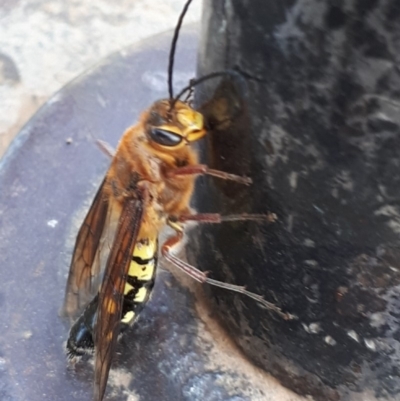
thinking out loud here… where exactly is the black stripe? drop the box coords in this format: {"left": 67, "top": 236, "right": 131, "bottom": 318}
{"left": 121, "top": 300, "right": 146, "bottom": 319}
{"left": 126, "top": 275, "right": 153, "bottom": 287}
{"left": 131, "top": 256, "right": 154, "bottom": 265}
{"left": 123, "top": 279, "right": 155, "bottom": 306}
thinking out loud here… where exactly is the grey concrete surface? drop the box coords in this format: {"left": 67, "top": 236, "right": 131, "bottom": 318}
{"left": 0, "top": 0, "right": 201, "bottom": 157}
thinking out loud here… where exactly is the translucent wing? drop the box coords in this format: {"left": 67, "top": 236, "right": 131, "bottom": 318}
{"left": 63, "top": 179, "right": 110, "bottom": 318}
{"left": 93, "top": 194, "right": 145, "bottom": 401}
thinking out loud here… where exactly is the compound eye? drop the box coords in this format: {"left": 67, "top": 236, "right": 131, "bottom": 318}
{"left": 149, "top": 128, "right": 183, "bottom": 147}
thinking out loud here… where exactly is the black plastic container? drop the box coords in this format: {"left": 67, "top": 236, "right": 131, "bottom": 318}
{"left": 193, "top": 1, "right": 400, "bottom": 400}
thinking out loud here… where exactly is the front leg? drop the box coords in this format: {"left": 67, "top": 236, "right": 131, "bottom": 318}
{"left": 167, "top": 164, "right": 252, "bottom": 185}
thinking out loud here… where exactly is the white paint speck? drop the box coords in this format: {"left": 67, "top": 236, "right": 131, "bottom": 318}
{"left": 364, "top": 338, "right": 377, "bottom": 351}
{"left": 375, "top": 112, "right": 392, "bottom": 122}
{"left": 304, "top": 260, "right": 318, "bottom": 268}
{"left": 303, "top": 322, "right": 321, "bottom": 334}
{"left": 287, "top": 214, "right": 294, "bottom": 233}
{"left": 289, "top": 171, "right": 298, "bottom": 190}
{"left": 303, "top": 239, "right": 315, "bottom": 247}
{"left": 312, "top": 204, "right": 324, "bottom": 214}
{"left": 309, "top": 323, "right": 321, "bottom": 334}
{"left": 218, "top": 19, "right": 227, "bottom": 34}
{"left": 374, "top": 205, "right": 399, "bottom": 217}
{"left": 47, "top": 219, "right": 58, "bottom": 228}
{"left": 334, "top": 170, "right": 354, "bottom": 191}
{"left": 374, "top": 205, "right": 400, "bottom": 233}
{"left": 21, "top": 330, "right": 33, "bottom": 339}
{"left": 369, "top": 312, "right": 386, "bottom": 328}
{"left": 347, "top": 330, "right": 359, "bottom": 343}
{"left": 324, "top": 336, "right": 336, "bottom": 346}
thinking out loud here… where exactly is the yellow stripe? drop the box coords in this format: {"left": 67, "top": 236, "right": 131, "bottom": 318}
{"left": 123, "top": 282, "right": 134, "bottom": 295}
{"left": 121, "top": 235, "right": 157, "bottom": 321}
{"left": 123, "top": 237, "right": 156, "bottom": 296}
{"left": 123, "top": 258, "right": 155, "bottom": 295}
{"left": 121, "top": 311, "right": 135, "bottom": 324}
{"left": 134, "top": 238, "right": 157, "bottom": 260}
{"left": 134, "top": 287, "right": 148, "bottom": 303}
{"left": 127, "top": 258, "right": 156, "bottom": 280}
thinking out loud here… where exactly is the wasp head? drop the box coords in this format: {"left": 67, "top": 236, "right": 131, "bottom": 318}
{"left": 145, "top": 100, "right": 206, "bottom": 152}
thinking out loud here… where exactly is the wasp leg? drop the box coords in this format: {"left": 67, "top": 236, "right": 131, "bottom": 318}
{"left": 167, "top": 164, "right": 252, "bottom": 185}
{"left": 177, "top": 212, "right": 277, "bottom": 224}
{"left": 161, "top": 229, "right": 295, "bottom": 320}
{"left": 96, "top": 139, "right": 115, "bottom": 158}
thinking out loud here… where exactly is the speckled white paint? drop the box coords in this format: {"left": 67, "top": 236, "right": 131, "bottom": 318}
{"left": 374, "top": 205, "right": 400, "bottom": 234}
{"left": 274, "top": 0, "right": 327, "bottom": 53}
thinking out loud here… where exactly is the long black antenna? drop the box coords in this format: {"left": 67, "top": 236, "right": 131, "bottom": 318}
{"left": 168, "top": 0, "right": 193, "bottom": 99}
{"left": 172, "top": 70, "right": 248, "bottom": 106}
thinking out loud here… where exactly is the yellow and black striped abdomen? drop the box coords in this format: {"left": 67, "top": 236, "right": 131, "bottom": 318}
{"left": 66, "top": 235, "right": 158, "bottom": 358}
{"left": 121, "top": 236, "right": 158, "bottom": 325}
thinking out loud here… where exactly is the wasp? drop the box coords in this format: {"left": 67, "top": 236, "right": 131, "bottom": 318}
{"left": 62, "top": 1, "right": 293, "bottom": 400}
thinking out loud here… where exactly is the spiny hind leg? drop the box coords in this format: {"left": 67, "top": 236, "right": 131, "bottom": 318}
{"left": 175, "top": 212, "right": 277, "bottom": 224}
{"left": 161, "top": 226, "right": 295, "bottom": 320}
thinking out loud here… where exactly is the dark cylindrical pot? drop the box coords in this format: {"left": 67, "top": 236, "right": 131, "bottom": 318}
{"left": 192, "top": 1, "right": 400, "bottom": 400}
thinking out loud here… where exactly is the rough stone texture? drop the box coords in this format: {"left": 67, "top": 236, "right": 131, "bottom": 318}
{"left": 193, "top": 0, "right": 400, "bottom": 400}
{"left": 0, "top": 0, "right": 201, "bottom": 157}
